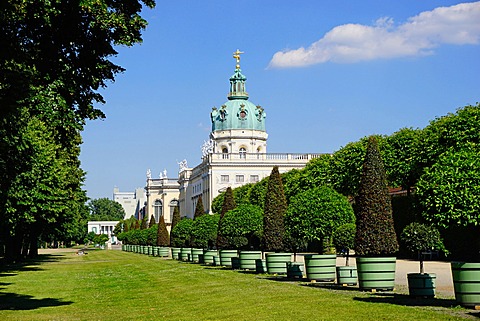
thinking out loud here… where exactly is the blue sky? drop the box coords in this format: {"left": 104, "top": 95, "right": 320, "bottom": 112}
{"left": 80, "top": 0, "right": 480, "bottom": 200}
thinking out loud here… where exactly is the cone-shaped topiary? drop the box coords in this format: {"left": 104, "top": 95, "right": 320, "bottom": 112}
{"left": 149, "top": 215, "right": 156, "bottom": 228}
{"left": 217, "top": 187, "right": 236, "bottom": 249}
{"left": 194, "top": 195, "right": 205, "bottom": 219}
{"left": 170, "top": 206, "right": 180, "bottom": 246}
{"left": 263, "top": 166, "right": 287, "bottom": 252}
{"left": 355, "top": 136, "right": 399, "bottom": 256}
{"left": 156, "top": 215, "right": 169, "bottom": 246}
{"left": 141, "top": 216, "right": 148, "bottom": 230}
{"left": 221, "top": 187, "right": 236, "bottom": 217}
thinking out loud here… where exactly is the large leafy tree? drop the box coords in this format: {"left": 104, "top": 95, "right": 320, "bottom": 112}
{"left": 0, "top": 0, "right": 155, "bottom": 120}
{"left": 415, "top": 103, "right": 480, "bottom": 261}
{"left": 283, "top": 155, "right": 332, "bottom": 202}
{"left": 354, "top": 136, "right": 399, "bottom": 256}
{"left": 0, "top": 0, "right": 155, "bottom": 261}
{"left": 88, "top": 198, "right": 126, "bottom": 221}
{"left": 382, "top": 128, "right": 422, "bottom": 195}
{"left": 417, "top": 145, "right": 480, "bottom": 229}
{"left": 262, "top": 166, "right": 287, "bottom": 252}
{"left": 330, "top": 140, "right": 366, "bottom": 197}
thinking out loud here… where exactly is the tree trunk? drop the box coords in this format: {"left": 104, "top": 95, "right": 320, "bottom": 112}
{"left": 28, "top": 229, "right": 39, "bottom": 258}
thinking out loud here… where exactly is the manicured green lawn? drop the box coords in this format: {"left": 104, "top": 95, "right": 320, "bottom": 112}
{"left": 0, "top": 249, "right": 475, "bottom": 320}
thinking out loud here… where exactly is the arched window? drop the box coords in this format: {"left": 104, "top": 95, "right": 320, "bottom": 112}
{"left": 222, "top": 147, "right": 229, "bottom": 159}
{"left": 154, "top": 200, "right": 163, "bottom": 223}
{"left": 169, "top": 199, "right": 178, "bottom": 222}
{"left": 239, "top": 147, "right": 247, "bottom": 159}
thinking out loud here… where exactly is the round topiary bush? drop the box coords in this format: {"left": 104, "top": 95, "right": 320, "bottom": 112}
{"left": 191, "top": 214, "right": 220, "bottom": 249}
{"left": 170, "top": 218, "right": 193, "bottom": 248}
{"left": 285, "top": 186, "right": 355, "bottom": 253}
{"left": 219, "top": 204, "right": 263, "bottom": 250}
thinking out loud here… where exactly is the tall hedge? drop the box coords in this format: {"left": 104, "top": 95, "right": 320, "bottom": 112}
{"left": 170, "top": 206, "right": 180, "bottom": 246}
{"left": 354, "top": 136, "right": 399, "bottom": 256}
{"left": 156, "top": 215, "right": 169, "bottom": 246}
{"left": 263, "top": 166, "right": 287, "bottom": 251}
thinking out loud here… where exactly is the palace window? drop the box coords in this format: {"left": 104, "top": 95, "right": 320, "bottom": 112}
{"left": 221, "top": 175, "right": 229, "bottom": 183}
{"left": 250, "top": 175, "right": 259, "bottom": 183}
{"left": 169, "top": 200, "right": 178, "bottom": 223}
{"left": 236, "top": 175, "right": 244, "bottom": 183}
{"left": 222, "top": 147, "right": 229, "bottom": 159}
{"left": 154, "top": 199, "right": 163, "bottom": 222}
{"left": 239, "top": 147, "right": 247, "bottom": 159}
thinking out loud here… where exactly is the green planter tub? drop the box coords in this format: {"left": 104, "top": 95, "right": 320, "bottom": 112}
{"left": 266, "top": 253, "right": 292, "bottom": 275}
{"left": 158, "top": 247, "right": 170, "bottom": 257}
{"left": 152, "top": 246, "right": 159, "bottom": 256}
{"left": 191, "top": 248, "right": 204, "bottom": 263}
{"left": 451, "top": 262, "right": 480, "bottom": 307}
{"left": 219, "top": 249, "right": 238, "bottom": 267}
{"left": 287, "top": 262, "right": 304, "bottom": 279}
{"left": 304, "top": 254, "right": 336, "bottom": 282}
{"left": 356, "top": 257, "right": 396, "bottom": 291}
{"left": 180, "top": 247, "right": 192, "bottom": 261}
{"left": 407, "top": 273, "right": 436, "bottom": 298}
{"left": 142, "top": 246, "right": 148, "bottom": 255}
{"left": 239, "top": 251, "right": 262, "bottom": 270}
{"left": 148, "top": 246, "right": 153, "bottom": 256}
{"left": 336, "top": 266, "right": 358, "bottom": 286}
{"left": 171, "top": 247, "right": 181, "bottom": 260}
{"left": 256, "top": 259, "right": 267, "bottom": 274}
{"left": 203, "top": 250, "right": 219, "bottom": 265}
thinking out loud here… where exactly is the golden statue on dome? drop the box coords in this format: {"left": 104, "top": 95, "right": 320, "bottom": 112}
{"left": 233, "top": 49, "right": 244, "bottom": 69}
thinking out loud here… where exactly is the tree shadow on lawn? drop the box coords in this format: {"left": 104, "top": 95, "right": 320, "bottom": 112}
{"left": 0, "top": 254, "right": 64, "bottom": 274}
{"left": 352, "top": 293, "right": 480, "bottom": 319}
{"left": 0, "top": 292, "right": 73, "bottom": 310}
{"left": 353, "top": 292, "right": 457, "bottom": 308}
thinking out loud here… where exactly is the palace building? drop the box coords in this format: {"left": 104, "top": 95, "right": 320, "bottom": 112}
{"left": 144, "top": 51, "right": 322, "bottom": 227}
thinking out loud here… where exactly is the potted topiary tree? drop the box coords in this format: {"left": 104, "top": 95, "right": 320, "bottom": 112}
{"left": 285, "top": 186, "right": 355, "bottom": 282}
{"left": 170, "top": 206, "right": 181, "bottom": 259}
{"left": 414, "top": 104, "right": 480, "bottom": 307}
{"left": 263, "top": 166, "right": 292, "bottom": 275}
{"left": 333, "top": 223, "right": 357, "bottom": 286}
{"left": 355, "top": 136, "right": 399, "bottom": 291}
{"left": 218, "top": 204, "right": 263, "bottom": 269}
{"left": 156, "top": 215, "right": 170, "bottom": 257}
{"left": 170, "top": 217, "right": 193, "bottom": 261}
{"left": 400, "top": 222, "right": 447, "bottom": 297}
{"left": 190, "top": 214, "right": 220, "bottom": 263}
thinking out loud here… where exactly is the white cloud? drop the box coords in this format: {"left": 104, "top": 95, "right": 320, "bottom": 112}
{"left": 269, "top": 2, "right": 480, "bottom": 68}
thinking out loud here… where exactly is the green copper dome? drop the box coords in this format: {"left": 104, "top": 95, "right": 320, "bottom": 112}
{"left": 211, "top": 52, "right": 266, "bottom": 132}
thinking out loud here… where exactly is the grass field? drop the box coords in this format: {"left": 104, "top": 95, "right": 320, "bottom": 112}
{"left": 0, "top": 249, "right": 477, "bottom": 320}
